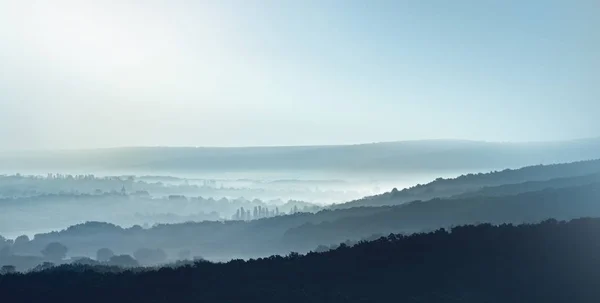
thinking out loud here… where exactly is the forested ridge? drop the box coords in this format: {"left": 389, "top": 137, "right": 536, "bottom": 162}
{"left": 336, "top": 158, "right": 600, "bottom": 208}
{"left": 2, "top": 218, "right": 600, "bottom": 302}
{"left": 4, "top": 161, "right": 600, "bottom": 267}
{"left": 285, "top": 181, "right": 600, "bottom": 248}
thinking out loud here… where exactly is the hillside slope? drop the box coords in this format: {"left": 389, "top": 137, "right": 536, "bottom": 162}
{"left": 287, "top": 182, "right": 600, "bottom": 249}
{"left": 335, "top": 158, "right": 600, "bottom": 208}
{"left": 2, "top": 218, "right": 600, "bottom": 303}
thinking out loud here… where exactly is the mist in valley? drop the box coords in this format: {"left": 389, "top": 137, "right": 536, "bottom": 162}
{"left": 2, "top": 138, "right": 600, "bottom": 270}
{"left": 1, "top": 1, "right": 599, "bottom": 301}
{"left": 0, "top": 167, "right": 454, "bottom": 239}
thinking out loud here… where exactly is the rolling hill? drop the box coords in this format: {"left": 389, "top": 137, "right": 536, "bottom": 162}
{"left": 0, "top": 138, "right": 599, "bottom": 175}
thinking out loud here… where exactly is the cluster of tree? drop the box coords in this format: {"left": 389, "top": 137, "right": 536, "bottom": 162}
{"left": 3, "top": 218, "right": 600, "bottom": 302}
{"left": 0, "top": 190, "right": 321, "bottom": 240}
{"left": 177, "top": 196, "right": 320, "bottom": 219}
{"left": 0, "top": 184, "right": 320, "bottom": 216}
{"left": 0, "top": 172, "right": 362, "bottom": 204}
{"left": 0, "top": 173, "right": 226, "bottom": 200}
{"left": 231, "top": 202, "right": 322, "bottom": 221}
{"left": 0, "top": 174, "right": 143, "bottom": 197}
{"left": 232, "top": 205, "right": 281, "bottom": 220}
{"left": 1, "top": 235, "right": 194, "bottom": 271}
{"left": 1, "top": 241, "right": 69, "bottom": 272}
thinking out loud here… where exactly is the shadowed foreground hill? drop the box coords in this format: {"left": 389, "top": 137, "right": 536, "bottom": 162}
{"left": 2, "top": 218, "right": 600, "bottom": 303}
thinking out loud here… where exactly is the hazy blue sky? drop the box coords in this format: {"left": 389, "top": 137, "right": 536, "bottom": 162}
{"left": 0, "top": 0, "right": 598, "bottom": 150}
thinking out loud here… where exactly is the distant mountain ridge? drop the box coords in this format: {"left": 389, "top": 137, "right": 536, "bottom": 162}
{"left": 0, "top": 138, "right": 599, "bottom": 174}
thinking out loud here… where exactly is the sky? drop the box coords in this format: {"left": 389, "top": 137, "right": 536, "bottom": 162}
{"left": 0, "top": 0, "right": 598, "bottom": 150}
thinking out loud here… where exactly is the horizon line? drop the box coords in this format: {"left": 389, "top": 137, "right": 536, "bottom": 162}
{"left": 1, "top": 136, "right": 599, "bottom": 154}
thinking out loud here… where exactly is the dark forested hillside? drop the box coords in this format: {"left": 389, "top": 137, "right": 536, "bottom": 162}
{"left": 2, "top": 218, "right": 600, "bottom": 303}
{"left": 336, "top": 158, "right": 600, "bottom": 208}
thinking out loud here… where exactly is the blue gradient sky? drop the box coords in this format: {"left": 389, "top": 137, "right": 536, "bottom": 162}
{"left": 0, "top": 0, "right": 598, "bottom": 149}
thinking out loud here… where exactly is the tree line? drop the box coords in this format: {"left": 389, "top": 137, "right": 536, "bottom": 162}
{"left": 2, "top": 218, "right": 600, "bottom": 302}
{"left": 0, "top": 237, "right": 198, "bottom": 272}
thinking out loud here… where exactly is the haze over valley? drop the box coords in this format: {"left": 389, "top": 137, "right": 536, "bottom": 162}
{"left": 1, "top": 139, "right": 600, "bottom": 264}
{"left": 1, "top": 1, "right": 599, "bottom": 302}
{"left": 1, "top": 137, "right": 599, "bottom": 239}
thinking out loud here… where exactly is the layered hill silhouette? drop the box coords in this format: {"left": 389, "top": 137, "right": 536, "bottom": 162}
{"left": 2, "top": 218, "right": 600, "bottom": 303}
{"left": 335, "top": 158, "right": 600, "bottom": 208}
{"left": 4, "top": 159, "right": 600, "bottom": 268}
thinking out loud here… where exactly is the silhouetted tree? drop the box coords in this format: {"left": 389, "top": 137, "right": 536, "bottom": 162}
{"left": 0, "top": 265, "right": 15, "bottom": 274}
{"left": 0, "top": 245, "right": 11, "bottom": 258}
{"left": 31, "top": 262, "right": 55, "bottom": 272}
{"left": 72, "top": 257, "right": 98, "bottom": 266}
{"left": 96, "top": 248, "right": 115, "bottom": 262}
{"left": 107, "top": 255, "right": 139, "bottom": 267}
{"left": 134, "top": 248, "right": 167, "bottom": 266}
{"left": 41, "top": 242, "right": 68, "bottom": 262}
{"left": 178, "top": 249, "right": 191, "bottom": 260}
{"left": 13, "top": 235, "right": 29, "bottom": 252}
{"left": 313, "top": 245, "right": 330, "bottom": 253}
